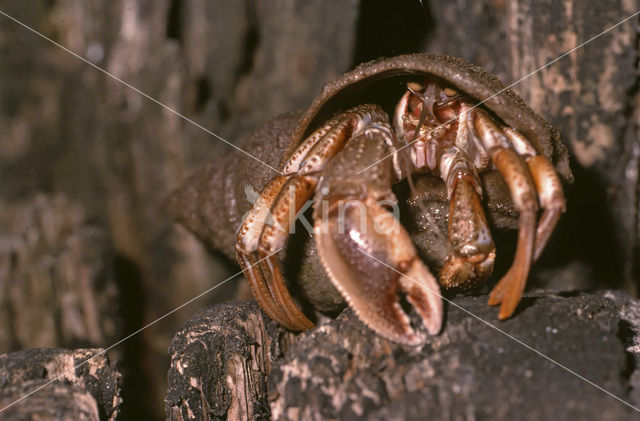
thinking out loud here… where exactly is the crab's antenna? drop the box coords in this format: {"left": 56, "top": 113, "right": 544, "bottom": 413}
{"left": 406, "top": 87, "right": 430, "bottom": 143}
{"left": 401, "top": 83, "right": 431, "bottom": 197}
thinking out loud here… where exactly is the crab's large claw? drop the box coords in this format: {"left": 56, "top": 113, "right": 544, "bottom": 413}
{"left": 314, "top": 195, "right": 443, "bottom": 345}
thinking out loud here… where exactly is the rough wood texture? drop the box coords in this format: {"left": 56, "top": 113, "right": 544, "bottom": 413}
{"left": 164, "top": 302, "right": 292, "bottom": 420}
{"left": 269, "top": 292, "right": 635, "bottom": 420}
{"left": 166, "top": 292, "right": 640, "bottom": 420}
{"left": 0, "top": 348, "right": 122, "bottom": 420}
{"left": 0, "top": 194, "right": 117, "bottom": 352}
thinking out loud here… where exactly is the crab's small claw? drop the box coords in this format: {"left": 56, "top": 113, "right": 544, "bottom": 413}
{"left": 439, "top": 177, "right": 496, "bottom": 290}
{"left": 314, "top": 195, "right": 443, "bottom": 345}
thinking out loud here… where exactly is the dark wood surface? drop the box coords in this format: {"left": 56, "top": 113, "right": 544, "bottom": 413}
{"left": 0, "top": 1, "right": 638, "bottom": 419}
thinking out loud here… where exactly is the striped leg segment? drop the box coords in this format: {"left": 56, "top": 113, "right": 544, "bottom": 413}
{"left": 236, "top": 105, "right": 393, "bottom": 331}
{"left": 473, "top": 110, "right": 565, "bottom": 319}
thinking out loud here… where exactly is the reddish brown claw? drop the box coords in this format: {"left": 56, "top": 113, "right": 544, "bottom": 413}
{"left": 315, "top": 188, "right": 443, "bottom": 344}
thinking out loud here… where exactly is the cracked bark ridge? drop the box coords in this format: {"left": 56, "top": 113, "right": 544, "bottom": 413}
{"left": 0, "top": 194, "right": 118, "bottom": 353}
{"left": 164, "top": 302, "right": 293, "bottom": 420}
{"left": 164, "top": 292, "right": 640, "bottom": 420}
{"left": 0, "top": 348, "right": 121, "bottom": 421}
{"left": 268, "top": 291, "right": 639, "bottom": 420}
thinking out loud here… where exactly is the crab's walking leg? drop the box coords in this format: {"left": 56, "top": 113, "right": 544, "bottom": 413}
{"left": 528, "top": 156, "right": 565, "bottom": 260}
{"left": 474, "top": 110, "right": 539, "bottom": 319}
{"left": 314, "top": 127, "right": 443, "bottom": 345}
{"left": 503, "top": 127, "right": 566, "bottom": 261}
{"left": 237, "top": 105, "right": 390, "bottom": 331}
{"left": 236, "top": 175, "right": 302, "bottom": 329}
{"left": 257, "top": 108, "right": 388, "bottom": 329}
{"left": 256, "top": 175, "right": 317, "bottom": 329}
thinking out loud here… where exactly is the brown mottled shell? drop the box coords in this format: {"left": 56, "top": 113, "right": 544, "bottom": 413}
{"left": 281, "top": 53, "right": 572, "bottom": 184}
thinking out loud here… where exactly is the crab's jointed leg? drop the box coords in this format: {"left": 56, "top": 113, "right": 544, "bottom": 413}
{"left": 257, "top": 175, "right": 317, "bottom": 329}
{"left": 503, "top": 127, "right": 566, "bottom": 261}
{"left": 472, "top": 110, "right": 567, "bottom": 319}
{"left": 235, "top": 112, "right": 362, "bottom": 331}
{"left": 395, "top": 83, "right": 566, "bottom": 321}
{"left": 236, "top": 110, "right": 364, "bottom": 330}
{"left": 236, "top": 174, "right": 311, "bottom": 330}
{"left": 396, "top": 91, "right": 497, "bottom": 292}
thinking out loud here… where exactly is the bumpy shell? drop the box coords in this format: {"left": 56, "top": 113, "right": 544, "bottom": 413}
{"left": 167, "top": 112, "right": 302, "bottom": 261}
{"left": 282, "top": 53, "right": 572, "bottom": 183}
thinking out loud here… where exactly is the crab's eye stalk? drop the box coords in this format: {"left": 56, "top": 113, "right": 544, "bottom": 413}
{"left": 393, "top": 90, "right": 425, "bottom": 144}
{"left": 393, "top": 89, "right": 411, "bottom": 141}
{"left": 400, "top": 82, "right": 426, "bottom": 119}
{"left": 444, "top": 87, "right": 458, "bottom": 97}
{"left": 407, "top": 81, "right": 425, "bottom": 94}
{"left": 408, "top": 89, "right": 426, "bottom": 117}
{"left": 393, "top": 80, "right": 439, "bottom": 144}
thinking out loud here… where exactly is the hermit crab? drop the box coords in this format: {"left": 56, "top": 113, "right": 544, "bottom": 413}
{"left": 168, "top": 54, "right": 572, "bottom": 345}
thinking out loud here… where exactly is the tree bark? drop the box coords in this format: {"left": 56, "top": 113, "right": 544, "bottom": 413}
{"left": 0, "top": 194, "right": 117, "bottom": 353}
{"left": 0, "top": 348, "right": 122, "bottom": 421}
{"left": 164, "top": 302, "right": 292, "bottom": 421}
{"left": 166, "top": 292, "right": 640, "bottom": 420}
